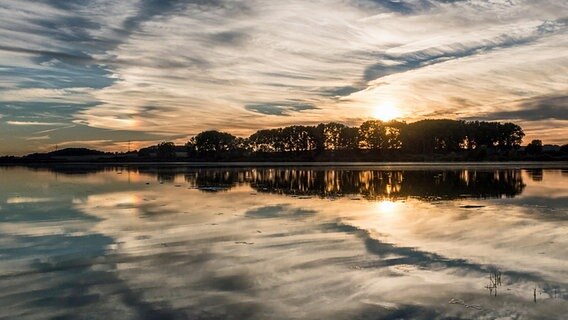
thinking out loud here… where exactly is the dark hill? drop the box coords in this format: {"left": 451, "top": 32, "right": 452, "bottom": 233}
{"left": 47, "top": 148, "right": 107, "bottom": 157}
{"left": 22, "top": 148, "right": 109, "bottom": 159}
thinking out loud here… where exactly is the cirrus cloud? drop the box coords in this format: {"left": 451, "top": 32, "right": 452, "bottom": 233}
{"left": 0, "top": 0, "right": 567, "bottom": 154}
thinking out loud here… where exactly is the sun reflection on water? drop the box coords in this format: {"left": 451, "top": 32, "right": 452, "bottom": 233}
{"left": 1, "top": 167, "right": 568, "bottom": 319}
{"left": 375, "top": 200, "right": 399, "bottom": 214}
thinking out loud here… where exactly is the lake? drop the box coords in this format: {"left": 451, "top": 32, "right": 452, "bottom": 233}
{"left": 1, "top": 164, "right": 567, "bottom": 319}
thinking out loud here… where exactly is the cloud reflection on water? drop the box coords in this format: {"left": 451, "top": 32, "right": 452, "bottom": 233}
{"left": 0, "top": 165, "right": 567, "bottom": 319}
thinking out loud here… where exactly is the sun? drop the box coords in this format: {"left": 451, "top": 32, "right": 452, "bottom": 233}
{"left": 373, "top": 101, "right": 401, "bottom": 122}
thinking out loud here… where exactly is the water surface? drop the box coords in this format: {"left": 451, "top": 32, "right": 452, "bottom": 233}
{"left": 1, "top": 164, "right": 567, "bottom": 319}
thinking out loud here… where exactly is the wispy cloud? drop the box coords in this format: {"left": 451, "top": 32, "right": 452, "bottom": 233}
{"left": 34, "top": 125, "right": 77, "bottom": 135}
{"left": 25, "top": 135, "right": 50, "bottom": 141}
{"left": 0, "top": 0, "right": 567, "bottom": 153}
{"left": 471, "top": 94, "right": 568, "bottom": 121}
{"left": 6, "top": 197, "right": 54, "bottom": 204}
{"left": 7, "top": 121, "right": 67, "bottom": 126}
{"left": 245, "top": 102, "right": 318, "bottom": 116}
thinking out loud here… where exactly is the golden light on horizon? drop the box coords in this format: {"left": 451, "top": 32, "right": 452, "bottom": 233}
{"left": 373, "top": 100, "right": 401, "bottom": 122}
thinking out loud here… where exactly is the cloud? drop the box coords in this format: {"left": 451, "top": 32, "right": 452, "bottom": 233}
{"left": 0, "top": 45, "right": 93, "bottom": 64}
{"left": 471, "top": 94, "right": 568, "bottom": 121}
{"left": 1, "top": 0, "right": 568, "bottom": 152}
{"left": 7, "top": 121, "right": 67, "bottom": 126}
{"left": 6, "top": 197, "right": 54, "bottom": 204}
{"left": 245, "top": 102, "right": 319, "bottom": 116}
{"left": 245, "top": 205, "right": 317, "bottom": 218}
{"left": 321, "top": 85, "right": 364, "bottom": 98}
{"left": 363, "top": 33, "right": 537, "bottom": 82}
{"left": 25, "top": 135, "right": 51, "bottom": 141}
{"left": 120, "top": 0, "right": 221, "bottom": 36}
{"left": 0, "top": 88, "right": 97, "bottom": 104}
{"left": 209, "top": 30, "right": 250, "bottom": 47}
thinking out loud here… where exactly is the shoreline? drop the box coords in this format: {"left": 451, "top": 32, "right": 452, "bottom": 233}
{"left": 1, "top": 161, "right": 567, "bottom": 169}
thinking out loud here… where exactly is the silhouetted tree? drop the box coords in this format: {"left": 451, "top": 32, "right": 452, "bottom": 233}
{"left": 359, "top": 120, "right": 388, "bottom": 150}
{"left": 400, "top": 119, "right": 451, "bottom": 153}
{"left": 249, "top": 129, "right": 281, "bottom": 152}
{"left": 466, "top": 121, "right": 499, "bottom": 149}
{"left": 526, "top": 139, "right": 543, "bottom": 154}
{"left": 385, "top": 120, "right": 403, "bottom": 149}
{"left": 318, "top": 122, "right": 346, "bottom": 151}
{"left": 157, "top": 142, "right": 176, "bottom": 159}
{"left": 194, "top": 130, "right": 236, "bottom": 153}
{"left": 339, "top": 126, "right": 360, "bottom": 150}
{"left": 280, "top": 125, "right": 318, "bottom": 152}
{"left": 397, "top": 119, "right": 524, "bottom": 154}
{"left": 496, "top": 122, "right": 524, "bottom": 150}
{"left": 178, "top": 119, "right": 528, "bottom": 159}
{"left": 185, "top": 137, "right": 197, "bottom": 155}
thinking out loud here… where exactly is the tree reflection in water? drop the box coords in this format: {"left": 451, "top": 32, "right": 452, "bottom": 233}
{"left": 168, "top": 168, "right": 527, "bottom": 201}
{"left": 14, "top": 165, "right": 527, "bottom": 201}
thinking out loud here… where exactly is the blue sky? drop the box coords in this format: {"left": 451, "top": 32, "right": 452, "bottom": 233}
{"left": 0, "top": 0, "right": 567, "bottom": 154}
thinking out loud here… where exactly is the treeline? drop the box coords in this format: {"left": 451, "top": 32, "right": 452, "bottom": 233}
{"left": 140, "top": 119, "right": 528, "bottom": 160}
{"left": 4, "top": 118, "right": 567, "bottom": 163}
{"left": 193, "top": 119, "right": 525, "bottom": 153}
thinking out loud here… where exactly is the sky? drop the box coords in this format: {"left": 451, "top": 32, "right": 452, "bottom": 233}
{"left": 0, "top": 0, "right": 567, "bottom": 155}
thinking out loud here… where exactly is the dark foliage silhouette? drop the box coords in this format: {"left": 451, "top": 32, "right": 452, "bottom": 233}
{"left": 2, "top": 118, "right": 567, "bottom": 162}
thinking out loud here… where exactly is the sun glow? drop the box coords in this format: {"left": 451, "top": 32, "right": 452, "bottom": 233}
{"left": 376, "top": 200, "right": 398, "bottom": 213}
{"left": 373, "top": 101, "right": 401, "bottom": 122}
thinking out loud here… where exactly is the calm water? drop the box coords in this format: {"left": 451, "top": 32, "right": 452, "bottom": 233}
{"left": 1, "top": 164, "right": 567, "bottom": 319}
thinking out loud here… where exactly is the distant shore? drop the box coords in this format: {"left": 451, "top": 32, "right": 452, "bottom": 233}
{"left": 1, "top": 161, "right": 567, "bottom": 169}
{"left": 2, "top": 153, "right": 568, "bottom": 164}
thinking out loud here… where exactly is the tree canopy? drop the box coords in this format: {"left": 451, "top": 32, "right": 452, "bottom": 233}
{"left": 182, "top": 119, "right": 525, "bottom": 156}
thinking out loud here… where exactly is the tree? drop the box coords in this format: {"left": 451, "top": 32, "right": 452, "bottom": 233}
{"left": 249, "top": 129, "right": 280, "bottom": 152}
{"left": 399, "top": 119, "right": 523, "bottom": 153}
{"left": 280, "top": 126, "right": 318, "bottom": 152}
{"left": 399, "top": 119, "right": 448, "bottom": 153}
{"left": 339, "top": 126, "right": 360, "bottom": 150}
{"left": 317, "top": 122, "right": 348, "bottom": 151}
{"left": 465, "top": 121, "right": 499, "bottom": 149}
{"left": 194, "top": 130, "right": 236, "bottom": 153}
{"left": 185, "top": 137, "right": 197, "bottom": 155}
{"left": 384, "top": 120, "right": 403, "bottom": 150}
{"left": 234, "top": 137, "right": 250, "bottom": 153}
{"left": 526, "top": 139, "right": 543, "bottom": 154}
{"left": 181, "top": 119, "right": 527, "bottom": 159}
{"left": 156, "top": 142, "right": 176, "bottom": 159}
{"left": 496, "top": 122, "right": 524, "bottom": 150}
{"left": 359, "top": 120, "right": 387, "bottom": 150}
